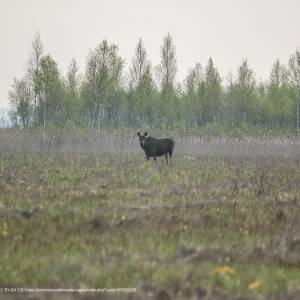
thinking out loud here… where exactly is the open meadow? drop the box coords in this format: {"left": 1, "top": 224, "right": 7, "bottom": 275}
{"left": 0, "top": 129, "right": 300, "bottom": 300}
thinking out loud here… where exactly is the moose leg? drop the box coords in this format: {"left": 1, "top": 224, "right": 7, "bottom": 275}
{"left": 153, "top": 156, "right": 158, "bottom": 164}
{"left": 165, "top": 154, "right": 168, "bottom": 164}
{"left": 146, "top": 155, "right": 150, "bottom": 161}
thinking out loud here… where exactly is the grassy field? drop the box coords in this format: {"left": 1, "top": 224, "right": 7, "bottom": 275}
{"left": 0, "top": 129, "right": 300, "bottom": 300}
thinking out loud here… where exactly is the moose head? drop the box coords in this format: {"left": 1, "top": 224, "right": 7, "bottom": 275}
{"left": 137, "top": 132, "right": 148, "bottom": 148}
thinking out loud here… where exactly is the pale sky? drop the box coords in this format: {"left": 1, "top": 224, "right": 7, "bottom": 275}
{"left": 0, "top": 0, "right": 299, "bottom": 108}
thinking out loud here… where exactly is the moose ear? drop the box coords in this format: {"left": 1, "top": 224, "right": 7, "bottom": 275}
{"left": 144, "top": 132, "right": 148, "bottom": 136}
{"left": 137, "top": 132, "right": 140, "bottom": 136}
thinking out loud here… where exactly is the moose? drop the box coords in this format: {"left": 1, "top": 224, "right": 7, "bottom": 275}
{"left": 137, "top": 132, "right": 174, "bottom": 164}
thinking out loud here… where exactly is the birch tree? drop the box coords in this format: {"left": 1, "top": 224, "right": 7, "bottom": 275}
{"left": 267, "top": 59, "right": 293, "bottom": 127}
{"left": 129, "top": 38, "right": 155, "bottom": 126}
{"left": 82, "top": 40, "right": 124, "bottom": 127}
{"left": 288, "top": 50, "right": 300, "bottom": 134}
{"left": 38, "top": 55, "right": 63, "bottom": 127}
{"left": 27, "top": 32, "right": 44, "bottom": 127}
{"left": 8, "top": 77, "right": 32, "bottom": 128}
{"left": 157, "top": 33, "right": 177, "bottom": 128}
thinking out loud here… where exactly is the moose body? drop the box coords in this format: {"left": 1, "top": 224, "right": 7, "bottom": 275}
{"left": 138, "top": 132, "right": 174, "bottom": 163}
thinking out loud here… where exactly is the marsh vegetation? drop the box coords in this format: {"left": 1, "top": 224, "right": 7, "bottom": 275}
{"left": 0, "top": 129, "right": 300, "bottom": 299}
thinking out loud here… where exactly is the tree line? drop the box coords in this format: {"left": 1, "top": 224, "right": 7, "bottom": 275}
{"left": 8, "top": 33, "right": 300, "bottom": 132}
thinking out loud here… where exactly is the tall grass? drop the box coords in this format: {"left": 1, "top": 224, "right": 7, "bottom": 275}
{"left": 1, "top": 128, "right": 300, "bottom": 160}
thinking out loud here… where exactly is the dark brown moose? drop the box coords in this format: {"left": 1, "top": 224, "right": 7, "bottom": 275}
{"left": 137, "top": 132, "right": 174, "bottom": 164}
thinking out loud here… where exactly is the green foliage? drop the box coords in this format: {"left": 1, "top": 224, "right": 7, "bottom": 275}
{"left": 227, "top": 59, "right": 258, "bottom": 125}
{"left": 7, "top": 33, "right": 300, "bottom": 132}
{"left": 266, "top": 59, "right": 294, "bottom": 127}
{"left": 37, "top": 55, "right": 64, "bottom": 127}
{"left": 128, "top": 38, "right": 157, "bottom": 126}
{"left": 81, "top": 39, "right": 124, "bottom": 128}
{"left": 157, "top": 33, "right": 178, "bottom": 128}
{"left": 8, "top": 77, "right": 32, "bottom": 128}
